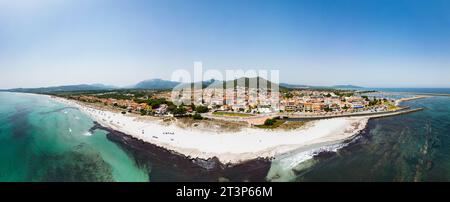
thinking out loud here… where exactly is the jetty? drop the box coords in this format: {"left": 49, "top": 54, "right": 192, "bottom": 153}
{"left": 395, "top": 95, "right": 430, "bottom": 106}
{"left": 366, "top": 108, "right": 424, "bottom": 119}
{"left": 284, "top": 107, "right": 424, "bottom": 121}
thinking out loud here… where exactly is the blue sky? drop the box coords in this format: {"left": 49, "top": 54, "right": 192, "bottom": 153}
{"left": 0, "top": 0, "right": 449, "bottom": 88}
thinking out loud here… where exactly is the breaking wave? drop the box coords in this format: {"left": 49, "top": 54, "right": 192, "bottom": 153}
{"left": 267, "top": 136, "right": 362, "bottom": 182}
{"left": 82, "top": 131, "right": 93, "bottom": 136}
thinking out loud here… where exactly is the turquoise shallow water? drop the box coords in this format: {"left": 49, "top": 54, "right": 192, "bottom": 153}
{"left": 0, "top": 92, "right": 148, "bottom": 182}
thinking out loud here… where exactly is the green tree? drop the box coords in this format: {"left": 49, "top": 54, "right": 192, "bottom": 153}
{"left": 193, "top": 113, "right": 203, "bottom": 120}
{"left": 264, "top": 118, "right": 275, "bottom": 126}
{"left": 147, "top": 98, "right": 164, "bottom": 109}
{"left": 172, "top": 107, "right": 187, "bottom": 116}
{"left": 284, "top": 92, "right": 293, "bottom": 98}
{"left": 195, "top": 105, "right": 209, "bottom": 113}
{"left": 167, "top": 103, "right": 177, "bottom": 112}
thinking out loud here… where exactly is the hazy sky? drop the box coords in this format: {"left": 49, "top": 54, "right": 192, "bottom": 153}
{"left": 1, "top": 0, "right": 450, "bottom": 88}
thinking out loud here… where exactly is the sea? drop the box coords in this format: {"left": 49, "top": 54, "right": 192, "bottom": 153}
{"left": 0, "top": 88, "right": 450, "bottom": 182}
{"left": 0, "top": 93, "right": 148, "bottom": 182}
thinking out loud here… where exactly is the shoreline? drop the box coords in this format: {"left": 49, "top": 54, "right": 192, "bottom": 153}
{"left": 284, "top": 107, "right": 422, "bottom": 120}
{"left": 395, "top": 95, "right": 430, "bottom": 106}
{"left": 52, "top": 96, "right": 370, "bottom": 165}
{"left": 90, "top": 121, "right": 272, "bottom": 181}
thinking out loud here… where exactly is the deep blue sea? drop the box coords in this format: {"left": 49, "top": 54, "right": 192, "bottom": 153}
{"left": 364, "top": 88, "right": 450, "bottom": 94}
{"left": 267, "top": 88, "right": 450, "bottom": 181}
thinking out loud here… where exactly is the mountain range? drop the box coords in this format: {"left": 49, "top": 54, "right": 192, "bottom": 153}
{"left": 134, "top": 79, "right": 180, "bottom": 89}
{"left": 2, "top": 84, "right": 117, "bottom": 94}
{"left": 1, "top": 78, "right": 363, "bottom": 93}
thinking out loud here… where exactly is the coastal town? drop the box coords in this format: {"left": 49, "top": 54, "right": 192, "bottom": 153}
{"left": 37, "top": 76, "right": 428, "bottom": 165}
{"left": 50, "top": 84, "right": 428, "bottom": 165}
{"left": 58, "top": 84, "right": 405, "bottom": 127}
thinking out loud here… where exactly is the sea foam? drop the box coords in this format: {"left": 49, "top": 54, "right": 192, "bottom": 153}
{"left": 266, "top": 137, "right": 362, "bottom": 182}
{"left": 82, "top": 131, "right": 93, "bottom": 136}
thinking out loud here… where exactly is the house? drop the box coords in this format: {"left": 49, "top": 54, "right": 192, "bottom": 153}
{"left": 257, "top": 105, "right": 272, "bottom": 113}
{"left": 303, "top": 103, "right": 313, "bottom": 112}
{"left": 284, "top": 101, "right": 298, "bottom": 112}
{"left": 155, "top": 104, "right": 168, "bottom": 115}
{"left": 351, "top": 103, "right": 364, "bottom": 109}
{"left": 312, "top": 103, "right": 325, "bottom": 112}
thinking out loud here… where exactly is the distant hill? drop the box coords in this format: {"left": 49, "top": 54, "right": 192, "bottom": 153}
{"left": 279, "top": 83, "right": 363, "bottom": 90}
{"left": 2, "top": 78, "right": 364, "bottom": 93}
{"left": 331, "top": 85, "right": 364, "bottom": 89}
{"left": 170, "top": 77, "right": 282, "bottom": 90}
{"left": 279, "top": 83, "right": 310, "bottom": 89}
{"left": 133, "top": 79, "right": 181, "bottom": 89}
{"left": 90, "top": 83, "right": 117, "bottom": 89}
{"left": 206, "top": 77, "right": 282, "bottom": 89}
{"left": 172, "top": 79, "right": 218, "bottom": 90}
{"left": 5, "top": 84, "right": 117, "bottom": 93}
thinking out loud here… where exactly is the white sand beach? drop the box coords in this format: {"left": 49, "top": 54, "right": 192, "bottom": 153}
{"left": 54, "top": 97, "right": 369, "bottom": 164}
